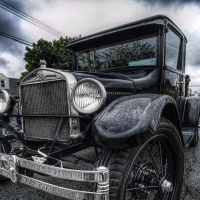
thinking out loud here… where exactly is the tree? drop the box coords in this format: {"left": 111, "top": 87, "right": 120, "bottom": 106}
{"left": 21, "top": 36, "right": 75, "bottom": 79}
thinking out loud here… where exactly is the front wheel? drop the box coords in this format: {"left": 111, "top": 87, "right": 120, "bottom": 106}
{"left": 94, "top": 118, "right": 184, "bottom": 200}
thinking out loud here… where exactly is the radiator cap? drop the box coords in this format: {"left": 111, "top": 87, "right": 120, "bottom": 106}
{"left": 39, "top": 59, "right": 47, "bottom": 68}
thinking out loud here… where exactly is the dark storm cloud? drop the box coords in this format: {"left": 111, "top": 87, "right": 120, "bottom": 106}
{"left": 0, "top": 0, "right": 37, "bottom": 77}
{"left": 137, "top": 0, "right": 200, "bottom": 7}
{"left": 1, "top": 0, "right": 24, "bottom": 10}
{"left": 0, "top": 0, "right": 55, "bottom": 77}
{"left": 0, "top": 0, "right": 31, "bottom": 58}
{"left": 2, "top": 0, "right": 55, "bottom": 15}
{"left": 0, "top": 0, "right": 55, "bottom": 57}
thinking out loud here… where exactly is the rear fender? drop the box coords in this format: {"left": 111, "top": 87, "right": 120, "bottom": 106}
{"left": 93, "top": 94, "right": 183, "bottom": 149}
{"left": 182, "top": 97, "right": 200, "bottom": 127}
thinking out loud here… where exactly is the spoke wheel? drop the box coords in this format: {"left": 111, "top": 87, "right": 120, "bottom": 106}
{"left": 94, "top": 118, "right": 184, "bottom": 200}
{"left": 125, "top": 135, "right": 176, "bottom": 200}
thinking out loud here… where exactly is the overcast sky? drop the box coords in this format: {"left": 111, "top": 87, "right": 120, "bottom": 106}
{"left": 0, "top": 0, "right": 200, "bottom": 90}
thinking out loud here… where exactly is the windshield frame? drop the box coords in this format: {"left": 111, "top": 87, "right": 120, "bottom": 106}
{"left": 74, "top": 32, "right": 160, "bottom": 72}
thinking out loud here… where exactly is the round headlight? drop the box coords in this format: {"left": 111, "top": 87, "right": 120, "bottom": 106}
{"left": 0, "top": 90, "right": 10, "bottom": 114}
{"left": 72, "top": 78, "right": 107, "bottom": 114}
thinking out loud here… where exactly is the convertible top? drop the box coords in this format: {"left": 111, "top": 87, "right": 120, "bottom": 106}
{"left": 68, "top": 15, "right": 187, "bottom": 51}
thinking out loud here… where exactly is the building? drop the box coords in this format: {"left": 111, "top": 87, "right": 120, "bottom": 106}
{"left": 9, "top": 78, "right": 20, "bottom": 98}
{"left": 0, "top": 73, "right": 20, "bottom": 99}
{"left": 0, "top": 73, "right": 10, "bottom": 90}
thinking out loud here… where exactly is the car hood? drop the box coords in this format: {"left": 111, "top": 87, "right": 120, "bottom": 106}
{"left": 72, "top": 68, "right": 159, "bottom": 93}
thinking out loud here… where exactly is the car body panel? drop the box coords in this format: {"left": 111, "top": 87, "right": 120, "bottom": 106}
{"left": 93, "top": 93, "right": 182, "bottom": 149}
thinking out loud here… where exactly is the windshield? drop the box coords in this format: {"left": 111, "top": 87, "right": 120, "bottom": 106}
{"left": 76, "top": 35, "right": 157, "bottom": 71}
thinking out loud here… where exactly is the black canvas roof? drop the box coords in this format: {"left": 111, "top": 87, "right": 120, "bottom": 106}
{"left": 68, "top": 15, "right": 187, "bottom": 51}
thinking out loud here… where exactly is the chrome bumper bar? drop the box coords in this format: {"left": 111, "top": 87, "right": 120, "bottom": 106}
{"left": 0, "top": 153, "right": 109, "bottom": 200}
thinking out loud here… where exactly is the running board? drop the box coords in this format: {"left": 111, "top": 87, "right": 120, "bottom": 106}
{"left": 0, "top": 153, "right": 109, "bottom": 200}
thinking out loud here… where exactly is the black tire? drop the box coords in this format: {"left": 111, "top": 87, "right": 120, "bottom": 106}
{"left": 94, "top": 118, "right": 184, "bottom": 200}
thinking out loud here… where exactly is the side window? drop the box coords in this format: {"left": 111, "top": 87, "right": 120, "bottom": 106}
{"left": 1, "top": 80, "right": 5, "bottom": 87}
{"left": 165, "top": 29, "right": 181, "bottom": 69}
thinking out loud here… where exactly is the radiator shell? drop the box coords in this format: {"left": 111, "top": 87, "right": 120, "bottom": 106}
{"left": 20, "top": 69, "right": 79, "bottom": 141}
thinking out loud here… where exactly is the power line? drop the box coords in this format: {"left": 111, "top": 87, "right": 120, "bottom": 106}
{"left": 0, "top": 32, "right": 71, "bottom": 60}
{"left": 0, "top": 32, "right": 32, "bottom": 46}
{"left": 0, "top": 2, "right": 63, "bottom": 37}
{"left": 0, "top": 0, "right": 65, "bottom": 38}
{"left": 0, "top": 0, "right": 65, "bottom": 36}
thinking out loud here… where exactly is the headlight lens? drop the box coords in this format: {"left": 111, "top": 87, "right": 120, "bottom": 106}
{"left": 0, "top": 90, "right": 10, "bottom": 114}
{"left": 72, "top": 78, "right": 107, "bottom": 114}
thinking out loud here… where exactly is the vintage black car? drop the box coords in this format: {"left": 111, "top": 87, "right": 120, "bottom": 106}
{"left": 0, "top": 15, "right": 199, "bottom": 200}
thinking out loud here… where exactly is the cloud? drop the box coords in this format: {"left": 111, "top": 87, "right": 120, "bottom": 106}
{"left": 0, "top": 0, "right": 200, "bottom": 84}
{"left": 1, "top": 0, "right": 24, "bottom": 10}
{"left": 0, "top": 9, "right": 25, "bottom": 55}
{"left": 0, "top": 1, "right": 30, "bottom": 78}
{"left": 0, "top": 56, "right": 9, "bottom": 66}
{"left": 137, "top": 0, "right": 200, "bottom": 7}
{"left": 24, "top": 0, "right": 148, "bottom": 38}
{"left": 185, "top": 31, "right": 200, "bottom": 67}
{"left": 0, "top": 53, "right": 25, "bottom": 78}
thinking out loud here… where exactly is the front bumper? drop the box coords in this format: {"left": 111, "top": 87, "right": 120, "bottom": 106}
{"left": 0, "top": 153, "right": 109, "bottom": 200}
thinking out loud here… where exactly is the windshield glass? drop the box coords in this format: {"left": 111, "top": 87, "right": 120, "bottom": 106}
{"left": 76, "top": 35, "right": 157, "bottom": 71}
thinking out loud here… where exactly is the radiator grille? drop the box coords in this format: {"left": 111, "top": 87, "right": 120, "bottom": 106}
{"left": 21, "top": 80, "right": 70, "bottom": 141}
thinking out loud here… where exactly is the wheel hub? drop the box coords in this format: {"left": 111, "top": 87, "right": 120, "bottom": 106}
{"left": 161, "top": 179, "right": 173, "bottom": 193}
{"left": 131, "top": 162, "right": 158, "bottom": 187}
{"left": 130, "top": 162, "right": 173, "bottom": 196}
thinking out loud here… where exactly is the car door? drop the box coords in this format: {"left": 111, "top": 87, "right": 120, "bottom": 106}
{"left": 163, "top": 28, "right": 186, "bottom": 100}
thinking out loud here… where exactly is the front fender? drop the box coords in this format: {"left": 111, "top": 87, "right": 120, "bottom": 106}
{"left": 93, "top": 94, "right": 182, "bottom": 149}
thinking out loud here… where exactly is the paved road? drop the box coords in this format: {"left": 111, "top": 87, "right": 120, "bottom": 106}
{"left": 1, "top": 137, "right": 200, "bottom": 200}
{"left": 181, "top": 136, "right": 200, "bottom": 200}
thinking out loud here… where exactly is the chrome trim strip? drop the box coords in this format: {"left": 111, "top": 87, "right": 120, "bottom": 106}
{"left": 10, "top": 155, "right": 19, "bottom": 183}
{"left": 0, "top": 167, "right": 11, "bottom": 179}
{"left": 17, "top": 157, "right": 108, "bottom": 182}
{"left": 0, "top": 153, "right": 12, "bottom": 162}
{"left": 0, "top": 168, "right": 109, "bottom": 200}
{"left": 20, "top": 79, "right": 64, "bottom": 86}
{"left": 0, "top": 153, "right": 109, "bottom": 200}
{"left": 19, "top": 174, "right": 108, "bottom": 200}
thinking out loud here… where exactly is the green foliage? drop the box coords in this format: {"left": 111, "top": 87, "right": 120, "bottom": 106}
{"left": 20, "top": 71, "right": 29, "bottom": 79}
{"left": 22, "top": 36, "right": 75, "bottom": 79}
